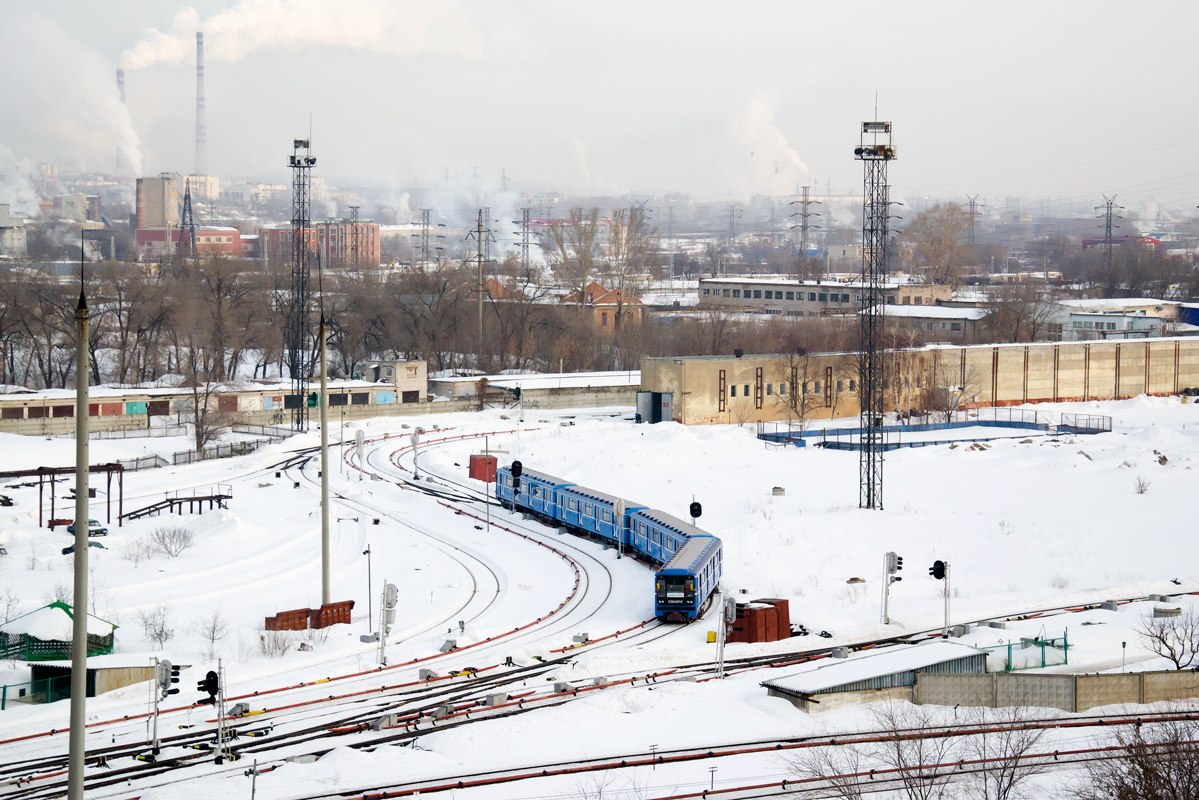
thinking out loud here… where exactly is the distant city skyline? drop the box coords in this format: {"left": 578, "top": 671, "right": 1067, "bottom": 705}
{"left": 2, "top": 1, "right": 1198, "bottom": 215}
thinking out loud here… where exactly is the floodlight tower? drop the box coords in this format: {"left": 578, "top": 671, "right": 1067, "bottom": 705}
{"left": 854, "top": 120, "right": 897, "bottom": 510}
{"left": 287, "top": 139, "right": 316, "bottom": 431}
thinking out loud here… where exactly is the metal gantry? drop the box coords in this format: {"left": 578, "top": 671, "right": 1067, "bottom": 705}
{"left": 287, "top": 139, "right": 316, "bottom": 431}
{"left": 854, "top": 121, "right": 896, "bottom": 510}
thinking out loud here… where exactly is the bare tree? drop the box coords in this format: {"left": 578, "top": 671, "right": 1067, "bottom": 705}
{"left": 788, "top": 741, "right": 869, "bottom": 799}
{"left": 1135, "top": 607, "right": 1199, "bottom": 670}
{"left": 772, "top": 350, "right": 819, "bottom": 432}
{"left": 151, "top": 526, "right": 195, "bottom": 559}
{"left": 903, "top": 203, "right": 972, "bottom": 288}
{"left": 541, "top": 207, "right": 600, "bottom": 305}
{"left": 960, "top": 704, "right": 1047, "bottom": 800}
{"left": 195, "top": 606, "right": 230, "bottom": 661}
{"left": 1072, "top": 716, "right": 1199, "bottom": 800}
{"left": 137, "top": 604, "right": 175, "bottom": 649}
{"left": 869, "top": 701, "right": 959, "bottom": 800}
{"left": 982, "top": 284, "right": 1060, "bottom": 344}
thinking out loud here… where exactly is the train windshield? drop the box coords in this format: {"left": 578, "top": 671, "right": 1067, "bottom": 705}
{"left": 657, "top": 576, "right": 693, "bottom": 603}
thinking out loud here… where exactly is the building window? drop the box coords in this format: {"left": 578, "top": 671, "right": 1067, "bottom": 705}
{"left": 785, "top": 291, "right": 794, "bottom": 300}
{"left": 808, "top": 292, "right": 816, "bottom": 301}
{"left": 813, "top": 381, "right": 821, "bottom": 394}
{"left": 841, "top": 293, "right": 850, "bottom": 303}
{"left": 764, "top": 291, "right": 773, "bottom": 299}
{"left": 887, "top": 295, "right": 897, "bottom": 304}
{"left": 723, "top": 289, "right": 731, "bottom": 297}
{"left": 766, "top": 383, "right": 773, "bottom": 396}
{"left": 732, "top": 289, "right": 741, "bottom": 298}
{"left": 753, "top": 290, "right": 762, "bottom": 298}
{"left": 601, "top": 311, "right": 609, "bottom": 327}
{"left": 951, "top": 322, "right": 962, "bottom": 331}
{"left": 836, "top": 380, "right": 843, "bottom": 392}
{"left": 702, "top": 288, "right": 710, "bottom": 295}
{"left": 744, "top": 384, "right": 750, "bottom": 396}
{"left": 730, "top": 385, "right": 737, "bottom": 397}
{"left": 902, "top": 296, "right": 911, "bottom": 304}
{"left": 849, "top": 379, "right": 857, "bottom": 392}
{"left": 818, "top": 293, "right": 827, "bottom": 301}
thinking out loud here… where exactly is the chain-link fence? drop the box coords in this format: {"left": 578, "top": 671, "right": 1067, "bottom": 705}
{"left": 0, "top": 674, "right": 73, "bottom": 709}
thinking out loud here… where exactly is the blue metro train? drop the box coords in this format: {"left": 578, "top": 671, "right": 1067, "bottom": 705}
{"left": 494, "top": 462, "right": 722, "bottom": 622}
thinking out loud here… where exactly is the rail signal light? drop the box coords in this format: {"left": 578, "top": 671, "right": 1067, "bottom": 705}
{"left": 157, "top": 660, "right": 181, "bottom": 698}
{"left": 197, "top": 669, "right": 219, "bottom": 705}
{"left": 689, "top": 501, "right": 702, "bottom": 519}
{"left": 929, "top": 560, "right": 946, "bottom": 580}
{"left": 383, "top": 582, "right": 398, "bottom": 610}
{"left": 511, "top": 460, "right": 522, "bottom": 491}
{"left": 886, "top": 552, "right": 904, "bottom": 575}
{"left": 307, "top": 392, "right": 318, "bottom": 408}
{"left": 512, "top": 387, "right": 521, "bottom": 401}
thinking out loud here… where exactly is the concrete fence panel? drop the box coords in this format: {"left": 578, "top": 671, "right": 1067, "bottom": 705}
{"left": 1076, "top": 674, "right": 1141, "bottom": 709}
{"left": 1144, "top": 671, "right": 1199, "bottom": 704}
{"left": 995, "top": 673, "right": 1075, "bottom": 711}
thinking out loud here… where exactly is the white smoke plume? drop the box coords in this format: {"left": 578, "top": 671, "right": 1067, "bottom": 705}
{"left": 722, "top": 94, "right": 808, "bottom": 197}
{"left": 121, "top": 1, "right": 526, "bottom": 70}
{"left": 0, "top": 143, "right": 38, "bottom": 214}
{"left": 0, "top": 14, "right": 142, "bottom": 179}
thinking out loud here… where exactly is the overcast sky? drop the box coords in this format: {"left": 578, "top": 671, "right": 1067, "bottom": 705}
{"left": 2, "top": 1, "right": 1198, "bottom": 213}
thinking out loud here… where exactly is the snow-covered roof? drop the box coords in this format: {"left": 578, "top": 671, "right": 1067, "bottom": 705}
{"left": 762, "top": 641, "right": 985, "bottom": 695}
{"left": 1059, "top": 298, "right": 1177, "bottom": 311}
{"left": 431, "top": 371, "right": 640, "bottom": 390}
{"left": 869, "top": 305, "right": 989, "bottom": 320}
{"left": 1, "top": 601, "right": 117, "bottom": 640}
{"left": 701, "top": 276, "right": 900, "bottom": 289}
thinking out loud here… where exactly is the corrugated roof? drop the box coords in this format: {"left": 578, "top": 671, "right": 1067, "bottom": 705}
{"left": 762, "top": 641, "right": 985, "bottom": 695}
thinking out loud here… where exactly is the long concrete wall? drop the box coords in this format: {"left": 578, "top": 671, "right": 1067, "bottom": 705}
{"left": 916, "top": 670, "right": 1199, "bottom": 712}
{"left": 642, "top": 337, "right": 1199, "bottom": 425}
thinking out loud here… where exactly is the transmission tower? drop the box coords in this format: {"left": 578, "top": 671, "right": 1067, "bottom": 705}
{"left": 287, "top": 138, "right": 316, "bottom": 431}
{"left": 465, "top": 209, "right": 495, "bottom": 371}
{"left": 348, "top": 205, "right": 360, "bottom": 270}
{"left": 514, "top": 207, "right": 532, "bottom": 275}
{"left": 178, "top": 178, "right": 197, "bottom": 261}
{"left": 1096, "top": 194, "right": 1123, "bottom": 275}
{"left": 854, "top": 120, "right": 897, "bottom": 510}
{"left": 789, "top": 186, "right": 822, "bottom": 279}
{"left": 966, "top": 195, "right": 983, "bottom": 249}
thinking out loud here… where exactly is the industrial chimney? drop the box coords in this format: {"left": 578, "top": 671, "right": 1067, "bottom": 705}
{"left": 195, "top": 32, "right": 207, "bottom": 176}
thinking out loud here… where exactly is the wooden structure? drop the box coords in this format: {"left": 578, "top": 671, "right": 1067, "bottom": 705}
{"left": 0, "top": 463, "right": 125, "bottom": 529}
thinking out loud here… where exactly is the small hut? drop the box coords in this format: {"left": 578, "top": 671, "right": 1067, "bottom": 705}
{"left": 0, "top": 601, "right": 117, "bottom": 661}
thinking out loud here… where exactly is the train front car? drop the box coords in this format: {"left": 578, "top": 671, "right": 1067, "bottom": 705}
{"left": 654, "top": 535, "right": 722, "bottom": 622}
{"left": 495, "top": 465, "right": 574, "bottom": 521}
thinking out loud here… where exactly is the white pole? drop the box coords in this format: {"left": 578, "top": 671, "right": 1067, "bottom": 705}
{"left": 68, "top": 276, "right": 90, "bottom": 800}
{"left": 943, "top": 562, "right": 951, "bottom": 638}
{"left": 319, "top": 318, "right": 330, "bottom": 605}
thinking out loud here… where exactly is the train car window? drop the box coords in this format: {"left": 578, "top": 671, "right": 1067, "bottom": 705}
{"left": 602, "top": 510, "right": 612, "bottom": 522}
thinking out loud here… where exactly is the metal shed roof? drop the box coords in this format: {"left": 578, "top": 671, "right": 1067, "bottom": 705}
{"left": 762, "top": 641, "right": 986, "bottom": 696}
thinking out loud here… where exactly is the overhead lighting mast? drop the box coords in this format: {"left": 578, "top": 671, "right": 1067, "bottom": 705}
{"left": 854, "top": 120, "right": 896, "bottom": 510}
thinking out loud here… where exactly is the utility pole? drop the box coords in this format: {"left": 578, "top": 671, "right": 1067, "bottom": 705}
{"left": 67, "top": 240, "right": 90, "bottom": 800}
{"left": 1096, "top": 194, "right": 1123, "bottom": 276}
{"left": 515, "top": 208, "right": 532, "bottom": 275}
{"left": 348, "top": 205, "right": 360, "bottom": 270}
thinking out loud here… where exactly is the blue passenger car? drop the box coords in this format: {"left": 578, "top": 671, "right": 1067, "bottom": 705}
{"left": 557, "top": 484, "right": 646, "bottom": 544}
{"left": 626, "top": 509, "right": 701, "bottom": 566}
{"left": 495, "top": 466, "right": 573, "bottom": 521}
{"left": 654, "top": 534, "right": 722, "bottom": 622}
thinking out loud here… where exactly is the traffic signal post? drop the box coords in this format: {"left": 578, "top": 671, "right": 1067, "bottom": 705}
{"left": 882, "top": 551, "right": 903, "bottom": 624}
{"left": 929, "top": 560, "right": 951, "bottom": 637}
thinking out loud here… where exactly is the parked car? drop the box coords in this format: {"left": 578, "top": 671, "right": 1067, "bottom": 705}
{"left": 62, "top": 541, "right": 107, "bottom": 556}
{"left": 66, "top": 519, "right": 108, "bottom": 537}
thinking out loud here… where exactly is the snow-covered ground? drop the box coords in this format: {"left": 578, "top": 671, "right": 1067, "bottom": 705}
{"left": 0, "top": 395, "right": 1196, "bottom": 798}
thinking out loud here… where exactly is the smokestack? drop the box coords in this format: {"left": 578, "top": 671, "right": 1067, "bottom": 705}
{"left": 195, "top": 32, "right": 207, "bottom": 175}
{"left": 116, "top": 69, "right": 126, "bottom": 104}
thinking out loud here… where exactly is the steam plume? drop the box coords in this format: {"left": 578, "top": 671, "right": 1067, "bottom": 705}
{"left": 121, "top": 1, "right": 523, "bottom": 70}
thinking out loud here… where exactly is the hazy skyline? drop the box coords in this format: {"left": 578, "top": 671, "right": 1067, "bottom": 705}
{"left": 2, "top": 1, "right": 1198, "bottom": 214}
